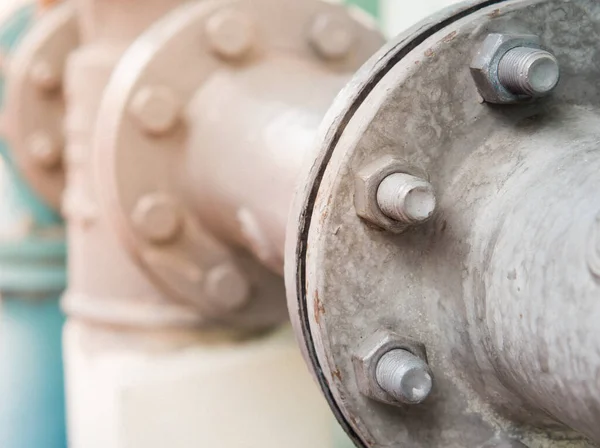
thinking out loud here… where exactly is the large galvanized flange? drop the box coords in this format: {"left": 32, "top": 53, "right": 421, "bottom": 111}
{"left": 3, "top": 1, "right": 77, "bottom": 211}
{"left": 94, "top": 0, "right": 382, "bottom": 329}
{"left": 286, "top": 0, "right": 600, "bottom": 446}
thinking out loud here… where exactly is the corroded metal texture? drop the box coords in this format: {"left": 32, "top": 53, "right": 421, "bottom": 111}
{"left": 286, "top": 0, "right": 600, "bottom": 446}
{"left": 354, "top": 155, "right": 433, "bottom": 233}
{"left": 470, "top": 32, "right": 559, "bottom": 104}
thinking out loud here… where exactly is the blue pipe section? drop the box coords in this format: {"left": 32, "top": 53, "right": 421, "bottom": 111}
{"left": 346, "top": 0, "right": 380, "bottom": 18}
{"left": 0, "top": 4, "right": 68, "bottom": 448}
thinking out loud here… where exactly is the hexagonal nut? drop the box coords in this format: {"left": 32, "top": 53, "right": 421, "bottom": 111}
{"left": 352, "top": 329, "right": 428, "bottom": 405}
{"left": 470, "top": 33, "right": 542, "bottom": 104}
{"left": 354, "top": 155, "right": 429, "bottom": 233}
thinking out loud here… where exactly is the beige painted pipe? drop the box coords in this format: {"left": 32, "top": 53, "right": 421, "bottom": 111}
{"left": 61, "top": 0, "right": 204, "bottom": 329}
{"left": 185, "top": 57, "right": 350, "bottom": 273}
{"left": 84, "top": 0, "right": 382, "bottom": 327}
{"left": 60, "top": 1, "right": 383, "bottom": 447}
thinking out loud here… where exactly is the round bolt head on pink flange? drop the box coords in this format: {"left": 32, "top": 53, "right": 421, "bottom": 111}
{"left": 205, "top": 9, "right": 256, "bottom": 60}
{"left": 204, "top": 263, "right": 251, "bottom": 312}
{"left": 30, "top": 59, "right": 61, "bottom": 92}
{"left": 309, "top": 13, "right": 355, "bottom": 61}
{"left": 130, "top": 86, "right": 181, "bottom": 136}
{"left": 27, "top": 131, "right": 62, "bottom": 169}
{"left": 132, "top": 193, "right": 183, "bottom": 244}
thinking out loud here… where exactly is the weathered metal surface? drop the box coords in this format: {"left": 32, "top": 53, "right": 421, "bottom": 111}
{"left": 351, "top": 329, "right": 430, "bottom": 406}
{"left": 354, "top": 155, "right": 433, "bottom": 233}
{"left": 470, "top": 33, "right": 558, "bottom": 104}
{"left": 286, "top": 0, "right": 600, "bottom": 446}
{"left": 375, "top": 349, "right": 433, "bottom": 405}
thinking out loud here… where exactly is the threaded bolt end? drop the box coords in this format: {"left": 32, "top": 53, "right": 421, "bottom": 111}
{"left": 376, "top": 349, "right": 433, "bottom": 404}
{"left": 498, "top": 47, "right": 560, "bottom": 97}
{"left": 376, "top": 173, "right": 436, "bottom": 225}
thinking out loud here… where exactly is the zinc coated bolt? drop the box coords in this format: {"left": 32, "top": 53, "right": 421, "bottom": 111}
{"left": 376, "top": 173, "right": 436, "bottom": 225}
{"left": 497, "top": 47, "right": 560, "bottom": 97}
{"left": 375, "top": 349, "right": 433, "bottom": 405}
{"left": 352, "top": 330, "right": 430, "bottom": 405}
{"left": 470, "top": 34, "right": 560, "bottom": 104}
{"left": 206, "top": 9, "right": 256, "bottom": 60}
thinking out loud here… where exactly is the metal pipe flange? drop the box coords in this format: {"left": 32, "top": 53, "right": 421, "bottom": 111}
{"left": 286, "top": 0, "right": 600, "bottom": 446}
{"left": 93, "top": 0, "right": 383, "bottom": 330}
{"left": 2, "top": 2, "right": 78, "bottom": 210}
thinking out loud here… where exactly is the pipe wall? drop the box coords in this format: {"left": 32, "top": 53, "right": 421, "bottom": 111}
{"left": 186, "top": 57, "right": 349, "bottom": 272}
{"left": 456, "top": 109, "right": 600, "bottom": 440}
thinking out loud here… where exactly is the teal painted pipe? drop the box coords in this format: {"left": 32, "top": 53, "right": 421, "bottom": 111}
{"left": 346, "top": 0, "right": 380, "bottom": 18}
{"left": 0, "top": 4, "right": 68, "bottom": 448}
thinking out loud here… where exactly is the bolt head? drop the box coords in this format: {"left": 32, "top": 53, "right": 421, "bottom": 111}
{"left": 206, "top": 10, "right": 256, "bottom": 60}
{"left": 470, "top": 33, "right": 545, "bottom": 104}
{"left": 352, "top": 329, "right": 429, "bottom": 406}
{"left": 30, "top": 60, "right": 61, "bottom": 92}
{"left": 355, "top": 155, "right": 431, "bottom": 233}
{"left": 27, "top": 132, "right": 62, "bottom": 169}
{"left": 205, "top": 263, "right": 250, "bottom": 312}
{"left": 309, "top": 13, "right": 355, "bottom": 61}
{"left": 130, "top": 86, "right": 181, "bottom": 136}
{"left": 132, "top": 193, "right": 183, "bottom": 244}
